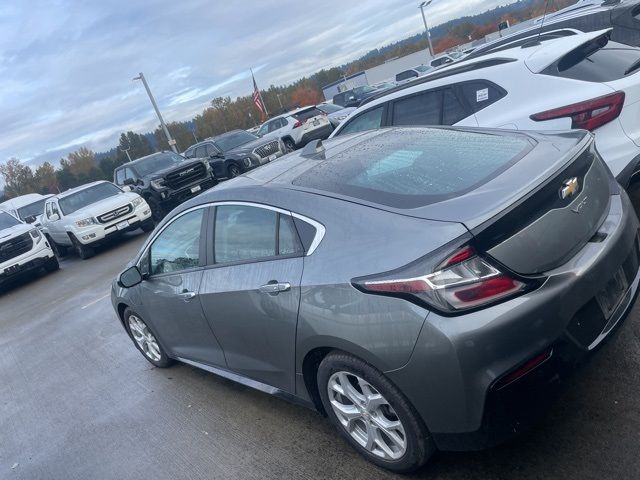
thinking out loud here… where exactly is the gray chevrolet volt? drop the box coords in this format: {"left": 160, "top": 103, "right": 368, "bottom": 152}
{"left": 112, "top": 127, "right": 640, "bottom": 473}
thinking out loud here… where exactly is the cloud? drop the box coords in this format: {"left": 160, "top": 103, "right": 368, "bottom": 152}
{"left": 0, "top": 0, "right": 519, "bottom": 168}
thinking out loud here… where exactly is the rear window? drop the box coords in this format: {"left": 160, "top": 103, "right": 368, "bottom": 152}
{"left": 293, "top": 108, "right": 324, "bottom": 121}
{"left": 293, "top": 128, "right": 533, "bottom": 208}
{"left": 543, "top": 40, "right": 640, "bottom": 82}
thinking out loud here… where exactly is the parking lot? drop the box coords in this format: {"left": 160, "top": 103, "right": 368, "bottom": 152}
{"left": 0, "top": 231, "right": 638, "bottom": 480}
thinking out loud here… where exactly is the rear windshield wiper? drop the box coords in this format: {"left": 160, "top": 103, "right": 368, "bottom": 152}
{"left": 624, "top": 58, "right": 640, "bottom": 76}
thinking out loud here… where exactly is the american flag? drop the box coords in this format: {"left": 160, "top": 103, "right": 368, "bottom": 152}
{"left": 251, "top": 70, "right": 267, "bottom": 118}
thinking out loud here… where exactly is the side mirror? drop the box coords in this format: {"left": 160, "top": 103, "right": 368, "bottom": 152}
{"left": 49, "top": 213, "right": 60, "bottom": 222}
{"left": 118, "top": 266, "right": 143, "bottom": 288}
{"left": 123, "top": 178, "right": 135, "bottom": 186}
{"left": 25, "top": 215, "right": 37, "bottom": 224}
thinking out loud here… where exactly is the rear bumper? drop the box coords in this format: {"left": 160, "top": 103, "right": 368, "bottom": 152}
{"left": 386, "top": 191, "right": 640, "bottom": 451}
{"left": 297, "top": 125, "right": 334, "bottom": 147}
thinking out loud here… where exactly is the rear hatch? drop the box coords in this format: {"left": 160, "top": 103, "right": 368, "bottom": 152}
{"left": 292, "top": 127, "right": 611, "bottom": 275}
{"left": 292, "top": 107, "right": 330, "bottom": 132}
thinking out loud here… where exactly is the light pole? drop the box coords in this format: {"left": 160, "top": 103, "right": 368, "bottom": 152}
{"left": 133, "top": 72, "right": 178, "bottom": 153}
{"left": 122, "top": 147, "right": 132, "bottom": 162}
{"left": 419, "top": 1, "right": 435, "bottom": 58}
{"left": 276, "top": 93, "right": 284, "bottom": 110}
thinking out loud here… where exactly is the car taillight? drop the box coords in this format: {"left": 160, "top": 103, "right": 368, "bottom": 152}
{"left": 530, "top": 91, "right": 625, "bottom": 131}
{"left": 353, "top": 245, "right": 528, "bottom": 313}
{"left": 293, "top": 120, "right": 304, "bottom": 129}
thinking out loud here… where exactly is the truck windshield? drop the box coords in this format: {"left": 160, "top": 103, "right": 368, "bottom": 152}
{"left": 134, "top": 153, "right": 184, "bottom": 177}
{"left": 214, "top": 131, "right": 257, "bottom": 152}
{"left": 17, "top": 199, "right": 47, "bottom": 221}
{"left": 59, "top": 183, "right": 122, "bottom": 215}
{"left": 0, "top": 211, "right": 21, "bottom": 230}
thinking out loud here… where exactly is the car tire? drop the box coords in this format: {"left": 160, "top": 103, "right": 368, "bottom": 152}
{"left": 124, "top": 307, "right": 174, "bottom": 368}
{"left": 227, "top": 163, "right": 242, "bottom": 178}
{"left": 46, "top": 235, "right": 67, "bottom": 257}
{"left": 70, "top": 235, "right": 95, "bottom": 260}
{"left": 140, "top": 219, "right": 155, "bottom": 233}
{"left": 283, "top": 139, "right": 296, "bottom": 153}
{"left": 146, "top": 197, "right": 165, "bottom": 223}
{"left": 317, "top": 351, "right": 435, "bottom": 473}
{"left": 44, "top": 256, "right": 59, "bottom": 272}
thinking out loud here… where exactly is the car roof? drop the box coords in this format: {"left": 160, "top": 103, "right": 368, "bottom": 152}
{"left": 209, "top": 129, "right": 249, "bottom": 141}
{"left": 270, "top": 105, "right": 317, "bottom": 119}
{"left": 120, "top": 151, "right": 176, "bottom": 167}
{"left": 0, "top": 193, "right": 52, "bottom": 209}
{"left": 55, "top": 181, "right": 112, "bottom": 199}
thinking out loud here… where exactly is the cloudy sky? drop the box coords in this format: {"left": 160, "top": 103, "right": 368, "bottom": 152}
{"left": 0, "top": 0, "right": 514, "bottom": 167}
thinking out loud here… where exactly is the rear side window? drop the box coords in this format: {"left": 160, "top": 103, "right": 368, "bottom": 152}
{"left": 392, "top": 91, "right": 441, "bottom": 126}
{"left": 460, "top": 81, "right": 506, "bottom": 113}
{"left": 293, "top": 128, "right": 534, "bottom": 208}
{"left": 543, "top": 41, "right": 640, "bottom": 82}
{"left": 443, "top": 89, "right": 468, "bottom": 124}
{"left": 293, "top": 108, "right": 324, "bottom": 121}
{"left": 338, "top": 106, "right": 384, "bottom": 136}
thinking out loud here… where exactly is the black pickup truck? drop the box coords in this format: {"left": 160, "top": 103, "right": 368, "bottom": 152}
{"left": 113, "top": 151, "right": 216, "bottom": 221}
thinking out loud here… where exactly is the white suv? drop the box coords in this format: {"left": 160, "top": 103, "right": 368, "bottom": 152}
{"left": 256, "top": 106, "right": 333, "bottom": 151}
{"left": 41, "top": 181, "right": 153, "bottom": 259}
{"left": 0, "top": 210, "right": 58, "bottom": 286}
{"left": 331, "top": 29, "right": 640, "bottom": 195}
{"left": 0, "top": 193, "right": 53, "bottom": 229}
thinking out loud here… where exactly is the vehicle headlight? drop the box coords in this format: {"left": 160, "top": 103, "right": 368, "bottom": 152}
{"left": 29, "top": 228, "right": 43, "bottom": 243}
{"left": 150, "top": 179, "right": 166, "bottom": 190}
{"left": 131, "top": 197, "right": 145, "bottom": 208}
{"left": 244, "top": 157, "right": 252, "bottom": 167}
{"left": 75, "top": 217, "right": 97, "bottom": 228}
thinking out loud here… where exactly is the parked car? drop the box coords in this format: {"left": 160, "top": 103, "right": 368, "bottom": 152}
{"left": 112, "top": 126, "right": 639, "bottom": 473}
{"left": 395, "top": 65, "right": 433, "bottom": 84}
{"left": 429, "top": 53, "right": 456, "bottom": 68}
{"left": 0, "top": 193, "right": 53, "bottom": 228}
{"left": 333, "top": 85, "right": 383, "bottom": 108}
{"left": 41, "top": 181, "right": 153, "bottom": 259}
{"left": 113, "top": 151, "right": 216, "bottom": 221}
{"left": 0, "top": 210, "right": 58, "bottom": 286}
{"left": 183, "top": 129, "right": 285, "bottom": 179}
{"left": 256, "top": 106, "right": 333, "bottom": 151}
{"left": 316, "top": 102, "right": 356, "bottom": 127}
{"left": 331, "top": 29, "right": 640, "bottom": 204}
{"left": 467, "top": 0, "right": 640, "bottom": 60}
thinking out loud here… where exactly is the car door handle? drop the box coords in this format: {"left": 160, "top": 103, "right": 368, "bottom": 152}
{"left": 179, "top": 291, "right": 197, "bottom": 301}
{"left": 259, "top": 282, "right": 291, "bottom": 295}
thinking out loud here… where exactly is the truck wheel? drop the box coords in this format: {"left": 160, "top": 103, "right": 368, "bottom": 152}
{"left": 44, "top": 256, "right": 60, "bottom": 272}
{"left": 147, "top": 197, "right": 165, "bottom": 223}
{"left": 46, "top": 235, "right": 67, "bottom": 257}
{"left": 227, "top": 164, "right": 242, "bottom": 178}
{"left": 69, "top": 235, "right": 95, "bottom": 260}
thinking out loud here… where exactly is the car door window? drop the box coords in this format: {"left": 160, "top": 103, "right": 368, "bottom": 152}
{"left": 115, "top": 169, "right": 125, "bottom": 185}
{"left": 459, "top": 81, "right": 506, "bottom": 113}
{"left": 149, "top": 209, "right": 204, "bottom": 275}
{"left": 204, "top": 144, "right": 217, "bottom": 156}
{"left": 338, "top": 106, "right": 384, "bottom": 136}
{"left": 268, "top": 120, "right": 281, "bottom": 133}
{"left": 184, "top": 147, "right": 195, "bottom": 158}
{"left": 257, "top": 124, "right": 269, "bottom": 136}
{"left": 51, "top": 202, "right": 61, "bottom": 217}
{"left": 214, "top": 205, "right": 302, "bottom": 264}
{"left": 45, "top": 202, "right": 53, "bottom": 218}
{"left": 392, "top": 90, "right": 442, "bottom": 126}
{"left": 442, "top": 88, "right": 469, "bottom": 125}
{"left": 124, "top": 167, "right": 136, "bottom": 182}
{"left": 194, "top": 146, "right": 207, "bottom": 158}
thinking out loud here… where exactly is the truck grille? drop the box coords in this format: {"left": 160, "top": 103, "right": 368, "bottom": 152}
{"left": 0, "top": 232, "right": 33, "bottom": 263}
{"left": 165, "top": 163, "right": 207, "bottom": 189}
{"left": 97, "top": 204, "right": 133, "bottom": 224}
{"left": 253, "top": 141, "right": 280, "bottom": 159}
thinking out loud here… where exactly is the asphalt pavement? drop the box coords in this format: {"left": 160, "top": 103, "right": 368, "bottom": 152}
{"left": 1, "top": 230, "right": 639, "bottom": 480}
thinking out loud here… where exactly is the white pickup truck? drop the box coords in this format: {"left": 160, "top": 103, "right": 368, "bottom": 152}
{"left": 0, "top": 210, "right": 58, "bottom": 286}
{"left": 41, "top": 181, "right": 153, "bottom": 259}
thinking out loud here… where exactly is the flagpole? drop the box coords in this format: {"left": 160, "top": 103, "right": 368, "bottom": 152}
{"left": 251, "top": 68, "right": 269, "bottom": 117}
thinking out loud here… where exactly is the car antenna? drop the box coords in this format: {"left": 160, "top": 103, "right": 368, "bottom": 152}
{"left": 522, "top": 0, "right": 552, "bottom": 48}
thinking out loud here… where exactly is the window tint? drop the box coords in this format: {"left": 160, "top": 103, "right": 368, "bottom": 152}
{"left": 115, "top": 169, "right": 125, "bottom": 185}
{"left": 278, "top": 215, "right": 302, "bottom": 255}
{"left": 150, "top": 209, "right": 203, "bottom": 275}
{"left": 396, "top": 70, "right": 417, "bottom": 82}
{"left": 293, "top": 108, "right": 323, "bottom": 121}
{"left": 204, "top": 144, "right": 217, "bottom": 156}
{"left": 184, "top": 147, "right": 195, "bottom": 158}
{"left": 293, "top": 128, "right": 533, "bottom": 209}
{"left": 392, "top": 91, "right": 441, "bottom": 126}
{"left": 194, "top": 146, "right": 206, "bottom": 158}
{"left": 333, "top": 93, "right": 346, "bottom": 106}
{"left": 125, "top": 167, "right": 136, "bottom": 180}
{"left": 338, "top": 106, "right": 384, "bottom": 136}
{"left": 460, "top": 81, "right": 506, "bottom": 113}
{"left": 442, "top": 89, "right": 469, "bottom": 125}
{"left": 544, "top": 42, "right": 640, "bottom": 82}
{"left": 215, "top": 205, "right": 276, "bottom": 263}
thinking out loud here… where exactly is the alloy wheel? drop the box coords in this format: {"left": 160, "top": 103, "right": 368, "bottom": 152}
{"left": 327, "top": 371, "right": 407, "bottom": 461}
{"left": 128, "top": 314, "right": 162, "bottom": 362}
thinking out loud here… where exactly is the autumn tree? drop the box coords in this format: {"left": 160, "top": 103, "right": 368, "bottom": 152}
{"left": 0, "top": 158, "right": 36, "bottom": 198}
{"left": 289, "top": 86, "right": 322, "bottom": 108}
{"left": 34, "top": 162, "right": 59, "bottom": 194}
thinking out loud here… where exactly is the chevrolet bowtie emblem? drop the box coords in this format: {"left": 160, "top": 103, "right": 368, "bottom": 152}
{"left": 560, "top": 177, "right": 579, "bottom": 200}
